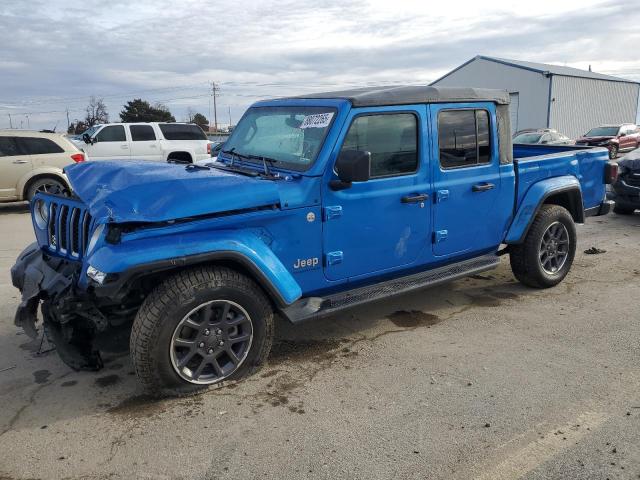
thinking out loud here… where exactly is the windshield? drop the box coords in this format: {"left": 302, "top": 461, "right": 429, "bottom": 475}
{"left": 513, "top": 133, "right": 542, "bottom": 144}
{"left": 81, "top": 125, "right": 100, "bottom": 137}
{"left": 585, "top": 127, "right": 619, "bottom": 137}
{"left": 220, "top": 106, "right": 337, "bottom": 171}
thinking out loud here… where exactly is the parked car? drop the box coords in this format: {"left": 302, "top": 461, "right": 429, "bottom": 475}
{"left": 74, "top": 122, "right": 211, "bottom": 163}
{"left": 11, "top": 86, "right": 614, "bottom": 396}
{"left": 513, "top": 129, "right": 573, "bottom": 145}
{"left": 575, "top": 124, "right": 640, "bottom": 159}
{"left": 608, "top": 148, "right": 640, "bottom": 214}
{"left": 0, "top": 129, "right": 84, "bottom": 203}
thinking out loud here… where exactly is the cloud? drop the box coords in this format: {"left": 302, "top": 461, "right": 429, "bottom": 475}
{"left": 0, "top": 0, "right": 638, "bottom": 129}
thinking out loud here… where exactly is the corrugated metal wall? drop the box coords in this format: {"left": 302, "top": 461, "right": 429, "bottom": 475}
{"left": 549, "top": 76, "right": 640, "bottom": 138}
{"left": 432, "top": 58, "right": 551, "bottom": 132}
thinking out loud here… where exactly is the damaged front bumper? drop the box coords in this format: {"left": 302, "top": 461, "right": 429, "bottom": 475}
{"left": 10, "top": 242, "right": 75, "bottom": 338}
{"left": 10, "top": 243, "right": 104, "bottom": 370}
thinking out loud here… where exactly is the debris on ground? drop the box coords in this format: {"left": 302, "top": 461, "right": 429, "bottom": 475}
{"left": 584, "top": 247, "right": 606, "bottom": 255}
{"left": 0, "top": 365, "right": 17, "bottom": 373}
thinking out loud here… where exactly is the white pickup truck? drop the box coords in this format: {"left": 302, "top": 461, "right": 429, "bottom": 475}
{"left": 75, "top": 122, "right": 211, "bottom": 163}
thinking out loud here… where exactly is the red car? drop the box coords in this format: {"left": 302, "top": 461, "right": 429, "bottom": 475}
{"left": 575, "top": 124, "right": 640, "bottom": 159}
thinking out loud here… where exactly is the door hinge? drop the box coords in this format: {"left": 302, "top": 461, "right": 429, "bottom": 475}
{"left": 324, "top": 205, "right": 343, "bottom": 221}
{"left": 433, "top": 230, "right": 448, "bottom": 243}
{"left": 435, "top": 190, "right": 449, "bottom": 203}
{"left": 326, "top": 251, "right": 344, "bottom": 266}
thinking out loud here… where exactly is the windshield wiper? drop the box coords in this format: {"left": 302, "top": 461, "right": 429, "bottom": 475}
{"left": 209, "top": 161, "right": 259, "bottom": 177}
{"left": 220, "top": 149, "right": 282, "bottom": 179}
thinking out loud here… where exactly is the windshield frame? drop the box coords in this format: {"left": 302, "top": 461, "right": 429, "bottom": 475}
{"left": 218, "top": 104, "right": 339, "bottom": 173}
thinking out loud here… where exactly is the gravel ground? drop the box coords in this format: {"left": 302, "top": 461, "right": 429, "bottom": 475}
{"left": 0, "top": 202, "right": 639, "bottom": 480}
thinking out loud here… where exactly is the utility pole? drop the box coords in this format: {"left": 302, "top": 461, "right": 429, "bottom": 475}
{"left": 211, "top": 82, "right": 220, "bottom": 132}
{"left": 228, "top": 106, "right": 232, "bottom": 130}
{"left": 25, "top": 114, "right": 30, "bottom": 129}
{"left": 66, "top": 109, "right": 70, "bottom": 132}
{"left": 8, "top": 114, "right": 12, "bottom": 129}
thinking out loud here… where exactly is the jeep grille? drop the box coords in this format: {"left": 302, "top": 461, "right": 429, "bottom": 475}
{"left": 35, "top": 196, "right": 92, "bottom": 259}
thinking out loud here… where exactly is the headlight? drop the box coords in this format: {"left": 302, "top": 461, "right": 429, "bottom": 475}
{"left": 86, "top": 224, "right": 105, "bottom": 254}
{"left": 33, "top": 199, "right": 49, "bottom": 229}
{"left": 86, "top": 265, "right": 107, "bottom": 284}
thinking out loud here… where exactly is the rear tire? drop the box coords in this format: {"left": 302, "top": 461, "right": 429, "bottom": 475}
{"left": 509, "top": 205, "right": 576, "bottom": 288}
{"left": 613, "top": 204, "right": 635, "bottom": 215}
{"left": 130, "top": 266, "right": 274, "bottom": 397}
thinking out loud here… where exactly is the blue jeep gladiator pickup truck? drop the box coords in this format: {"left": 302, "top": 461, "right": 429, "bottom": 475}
{"left": 11, "top": 86, "right": 615, "bottom": 396}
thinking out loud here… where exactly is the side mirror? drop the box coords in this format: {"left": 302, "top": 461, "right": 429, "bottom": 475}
{"left": 331, "top": 150, "right": 371, "bottom": 191}
{"left": 618, "top": 132, "right": 626, "bottom": 137}
{"left": 82, "top": 133, "right": 94, "bottom": 144}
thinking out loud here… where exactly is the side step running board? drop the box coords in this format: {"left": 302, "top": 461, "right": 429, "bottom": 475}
{"left": 281, "top": 254, "right": 501, "bottom": 323}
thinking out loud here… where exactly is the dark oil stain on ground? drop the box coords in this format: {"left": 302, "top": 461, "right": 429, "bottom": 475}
{"left": 61, "top": 380, "right": 77, "bottom": 387}
{"left": 468, "top": 295, "right": 501, "bottom": 307}
{"left": 95, "top": 374, "right": 121, "bottom": 387}
{"left": 33, "top": 369, "right": 51, "bottom": 384}
{"left": 490, "top": 291, "right": 519, "bottom": 300}
{"left": 388, "top": 310, "right": 442, "bottom": 328}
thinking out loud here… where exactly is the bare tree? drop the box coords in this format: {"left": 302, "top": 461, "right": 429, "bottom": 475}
{"left": 84, "top": 96, "right": 109, "bottom": 126}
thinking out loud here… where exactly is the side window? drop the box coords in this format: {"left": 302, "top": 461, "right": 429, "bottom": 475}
{"left": 130, "top": 125, "right": 156, "bottom": 141}
{"left": 341, "top": 113, "right": 418, "bottom": 178}
{"left": 0, "top": 137, "right": 21, "bottom": 157}
{"left": 96, "top": 125, "right": 126, "bottom": 142}
{"left": 438, "top": 109, "right": 492, "bottom": 169}
{"left": 17, "top": 137, "right": 64, "bottom": 155}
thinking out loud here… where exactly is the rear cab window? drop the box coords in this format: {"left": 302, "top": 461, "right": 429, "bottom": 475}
{"left": 159, "top": 124, "right": 207, "bottom": 141}
{"left": 438, "top": 109, "right": 491, "bottom": 169}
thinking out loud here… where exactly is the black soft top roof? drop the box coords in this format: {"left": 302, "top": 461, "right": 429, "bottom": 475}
{"left": 289, "top": 85, "right": 510, "bottom": 107}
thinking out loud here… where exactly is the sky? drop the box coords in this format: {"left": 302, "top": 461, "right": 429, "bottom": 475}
{"left": 1, "top": 0, "right": 639, "bottom": 131}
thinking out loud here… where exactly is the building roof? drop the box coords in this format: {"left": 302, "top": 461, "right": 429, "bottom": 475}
{"left": 290, "top": 85, "right": 510, "bottom": 106}
{"left": 432, "top": 55, "right": 639, "bottom": 85}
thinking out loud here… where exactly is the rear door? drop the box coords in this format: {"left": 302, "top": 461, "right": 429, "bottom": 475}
{"left": 89, "top": 125, "right": 130, "bottom": 160}
{"left": 0, "top": 136, "right": 31, "bottom": 199}
{"left": 129, "top": 124, "right": 161, "bottom": 161}
{"left": 429, "top": 103, "right": 505, "bottom": 258}
{"left": 322, "top": 106, "right": 431, "bottom": 281}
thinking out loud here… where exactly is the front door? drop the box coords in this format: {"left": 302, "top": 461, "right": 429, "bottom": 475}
{"left": 430, "top": 103, "right": 504, "bottom": 258}
{"left": 89, "top": 125, "right": 130, "bottom": 160}
{"left": 0, "top": 136, "right": 32, "bottom": 200}
{"left": 322, "top": 106, "right": 431, "bottom": 281}
{"left": 129, "top": 124, "right": 162, "bottom": 161}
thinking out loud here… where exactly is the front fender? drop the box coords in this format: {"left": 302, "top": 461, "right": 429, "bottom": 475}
{"left": 505, "top": 175, "right": 582, "bottom": 244}
{"left": 84, "top": 229, "right": 302, "bottom": 306}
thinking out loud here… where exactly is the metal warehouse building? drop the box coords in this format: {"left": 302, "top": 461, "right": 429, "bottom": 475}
{"left": 431, "top": 55, "right": 640, "bottom": 139}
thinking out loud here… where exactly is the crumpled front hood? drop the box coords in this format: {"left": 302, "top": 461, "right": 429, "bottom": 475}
{"left": 65, "top": 161, "right": 281, "bottom": 223}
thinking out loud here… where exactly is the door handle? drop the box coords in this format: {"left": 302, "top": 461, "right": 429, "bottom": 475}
{"left": 12, "top": 160, "right": 29, "bottom": 164}
{"left": 472, "top": 182, "right": 495, "bottom": 192}
{"left": 401, "top": 193, "right": 429, "bottom": 204}
{"left": 121, "top": 145, "right": 129, "bottom": 149}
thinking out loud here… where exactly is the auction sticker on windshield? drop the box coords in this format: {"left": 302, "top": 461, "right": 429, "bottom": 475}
{"left": 300, "top": 112, "right": 334, "bottom": 129}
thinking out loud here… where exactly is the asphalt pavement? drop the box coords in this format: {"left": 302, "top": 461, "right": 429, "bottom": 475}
{"left": 0, "top": 202, "right": 639, "bottom": 480}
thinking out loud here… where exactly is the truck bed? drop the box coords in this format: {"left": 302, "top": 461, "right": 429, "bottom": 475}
{"left": 512, "top": 143, "right": 609, "bottom": 213}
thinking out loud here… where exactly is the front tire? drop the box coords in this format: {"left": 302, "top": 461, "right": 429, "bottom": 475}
{"left": 130, "top": 266, "right": 274, "bottom": 397}
{"left": 26, "top": 177, "right": 68, "bottom": 201}
{"left": 509, "top": 205, "right": 577, "bottom": 288}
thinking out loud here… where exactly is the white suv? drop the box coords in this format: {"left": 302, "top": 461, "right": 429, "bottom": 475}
{"left": 0, "top": 130, "right": 84, "bottom": 203}
{"left": 76, "top": 122, "right": 211, "bottom": 163}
